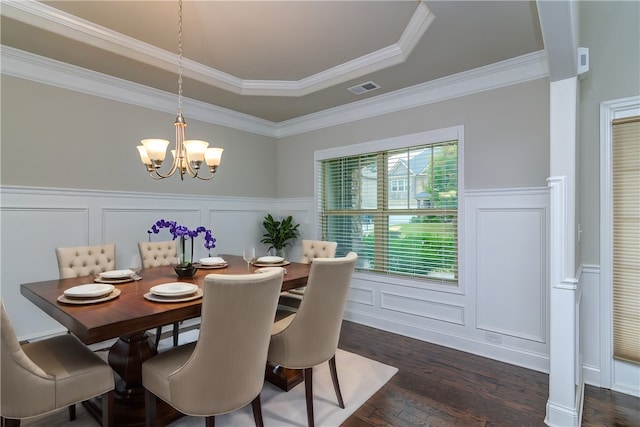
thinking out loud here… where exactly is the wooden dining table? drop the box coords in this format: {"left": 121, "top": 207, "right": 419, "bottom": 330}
{"left": 20, "top": 254, "right": 310, "bottom": 427}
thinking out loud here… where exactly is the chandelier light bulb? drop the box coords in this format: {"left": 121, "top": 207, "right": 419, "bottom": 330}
{"left": 136, "top": 145, "right": 152, "bottom": 166}
{"left": 205, "top": 148, "right": 224, "bottom": 167}
{"left": 141, "top": 139, "right": 170, "bottom": 162}
{"left": 184, "top": 140, "right": 209, "bottom": 163}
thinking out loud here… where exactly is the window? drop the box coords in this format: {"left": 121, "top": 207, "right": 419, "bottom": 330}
{"left": 612, "top": 116, "right": 640, "bottom": 364}
{"left": 316, "top": 128, "right": 462, "bottom": 284}
{"left": 390, "top": 178, "right": 408, "bottom": 198}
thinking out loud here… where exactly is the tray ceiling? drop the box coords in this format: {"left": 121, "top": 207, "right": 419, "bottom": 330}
{"left": 1, "top": 1, "right": 544, "bottom": 123}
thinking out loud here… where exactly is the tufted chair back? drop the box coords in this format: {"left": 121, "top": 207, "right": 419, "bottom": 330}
{"left": 55, "top": 244, "right": 116, "bottom": 279}
{"left": 138, "top": 241, "right": 179, "bottom": 268}
{"left": 299, "top": 240, "right": 338, "bottom": 264}
{"left": 279, "top": 240, "right": 339, "bottom": 310}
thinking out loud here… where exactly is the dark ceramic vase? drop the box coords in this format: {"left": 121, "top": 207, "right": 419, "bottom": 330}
{"left": 174, "top": 264, "right": 197, "bottom": 278}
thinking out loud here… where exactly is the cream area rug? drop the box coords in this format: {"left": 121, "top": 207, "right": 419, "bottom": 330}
{"left": 22, "top": 330, "right": 398, "bottom": 427}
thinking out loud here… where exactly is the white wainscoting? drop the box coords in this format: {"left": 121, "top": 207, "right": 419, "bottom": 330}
{"left": 0, "top": 186, "right": 295, "bottom": 340}
{"left": 344, "top": 187, "right": 551, "bottom": 373}
{"left": 580, "top": 264, "right": 640, "bottom": 398}
{"left": 580, "top": 264, "right": 601, "bottom": 387}
{"left": 1, "top": 185, "right": 552, "bottom": 373}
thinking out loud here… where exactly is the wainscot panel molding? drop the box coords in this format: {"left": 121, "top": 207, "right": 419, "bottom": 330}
{"left": 348, "top": 286, "right": 375, "bottom": 307}
{"left": 475, "top": 206, "right": 547, "bottom": 343}
{"left": 579, "top": 264, "right": 601, "bottom": 387}
{"left": 344, "top": 186, "right": 551, "bottom": 373}
{"left": 0, "top": 185, "right": 279, "bottom": 340}
{"left": 380, "top": 291, "right": 465, "bottom": 326}
{"left": 581, "top": 261, "right": 640, "bottom": 398}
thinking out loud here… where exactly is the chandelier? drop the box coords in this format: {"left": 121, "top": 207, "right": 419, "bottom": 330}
{"left": 136, "top": 0, "right": 223, "bottom": 180}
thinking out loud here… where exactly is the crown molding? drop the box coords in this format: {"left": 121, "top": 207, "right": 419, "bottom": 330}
{"left": 1, "top": 0, "right": 433, "bottom": 97}
{"left": 275, "top": 50, "right": 549, "bottom": 137}
{"left": 1, "top": 45, "right": 548, "bottom": 138}
{"left": 0, "top": 45, "right": 277, "bottom": 137}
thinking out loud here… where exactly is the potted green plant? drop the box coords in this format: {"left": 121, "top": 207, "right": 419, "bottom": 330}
{"left": 260, "top": 214, "right": 300, "bottom": 258}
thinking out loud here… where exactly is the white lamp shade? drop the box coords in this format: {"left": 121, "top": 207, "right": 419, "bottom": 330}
{"left": 141, "top": 139, "right": 169, "bottom": 161}
{"left": 205, "top": 147, "right": 224, "bottom": 166}
{"left": 136, "top": 145, "right": 152, "bottom": 165}
{"left": 184, "top": 140, "right": 209, "bottom": 162}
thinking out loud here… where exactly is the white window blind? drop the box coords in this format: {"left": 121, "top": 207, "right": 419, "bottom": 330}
{"left": 612, "top": 116, "right": 640, "bottom": 364}
{"left": 319, "top": 140, "right": 458, "bottom": 283}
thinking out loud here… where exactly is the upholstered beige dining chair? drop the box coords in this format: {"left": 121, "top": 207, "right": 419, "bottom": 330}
{"left": 0, "top": 301, "right": 115, "bottom": 427}
{"left": 138, "top": 240, "right": 179, "bottom": 268}
{"left": 138, "top": 241, "right": 182, "bottom": 349}
{"left": 299, "top": 239, "right": 338, "bottom": 264}
{"left": 268, "top": 252, "right": 357, "bottom": 427}
{"left": 142, "top": 268, "right": 284, "bottom": 427}
{"left": 279, "top": 239, "right": 338, "bottom": 309}
{"left": 55, "top": 244, "right": 116, "bottom": 279}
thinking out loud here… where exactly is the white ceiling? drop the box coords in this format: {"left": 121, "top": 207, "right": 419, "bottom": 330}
{"left": 1, "top": 1, "right": 544, "bottom": 123}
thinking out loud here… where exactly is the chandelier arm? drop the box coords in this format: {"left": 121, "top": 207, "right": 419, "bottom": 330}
{"left": 149, "top": 171, "right": 168, "bottom": 180}
{"left": 149, "top": 166, "right": 177, "bottom": 179}
{"left": 194, "top": 172, "right": 216, "bottom": 181}
{"left": 185, "top": 161, "right": 200, "bottom": 178}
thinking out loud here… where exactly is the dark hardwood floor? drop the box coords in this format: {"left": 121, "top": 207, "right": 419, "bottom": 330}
{"left": 338, "top": 320, "right": 640, "bottom": 426}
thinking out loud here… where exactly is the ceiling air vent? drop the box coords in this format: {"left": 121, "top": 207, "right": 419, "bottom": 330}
{"left": 348, "top": 81, "right": 381, "bottom": 95}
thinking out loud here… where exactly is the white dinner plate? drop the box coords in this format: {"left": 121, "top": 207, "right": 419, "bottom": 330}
{"left": 255, "top": 256, "right": 284, "bottom": 264}
{"left": 144, "top": 288, "right": 203, "bottom": 303}
{"left": 199, "top": 257, "right": 226, "bottom": 266}
{"left": 58, "top": 288, "right": 121, "bottom": 305}
{"left": 252, "top": 260, "right": 291, "bottom": 267}
{"left": 64, "top": 283, "right": 115, "bottom": 298}
{"left": 94, "top": 276, "right": 136, "bottom": 284}
{"left": 194, "top": 263, "right": 228, "bottom": 270}
{"left": 254, "top": 267, "right": 285, "bottom": 274}
{"left": 99, "top": 269, "right": 135, "bottom": 279}
{"left": 150, "top": 282, "right": 198, "bottom": 297}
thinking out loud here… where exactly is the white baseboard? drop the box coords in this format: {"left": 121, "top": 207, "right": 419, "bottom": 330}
{"left": 344, "top": 309, "right": 549, "bottom": 373}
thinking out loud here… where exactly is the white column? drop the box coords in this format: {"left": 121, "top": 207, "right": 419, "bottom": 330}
{"left": 545, "top": 77, "right": 583, "bottom": 427}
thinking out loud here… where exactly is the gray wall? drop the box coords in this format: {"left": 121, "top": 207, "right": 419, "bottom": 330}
{"left": 1, "top": 76, "right": 278, "bottom": 197}
{"left": 276, "top": 79, "right": 550, "bottom": 197}
{"left": 578, "top": 0, "right": 640, "bottom": 265}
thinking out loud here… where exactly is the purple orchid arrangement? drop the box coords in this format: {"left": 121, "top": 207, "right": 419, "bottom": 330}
{"left": 148, "top": 219, "right": 217, "bottom": 264}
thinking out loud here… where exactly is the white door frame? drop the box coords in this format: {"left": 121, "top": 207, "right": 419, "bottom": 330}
{"left": 599, "top": 95, "right": 640, "bottom": 396}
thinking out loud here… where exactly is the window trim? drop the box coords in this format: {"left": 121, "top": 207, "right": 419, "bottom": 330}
{"left": 600, "top": 96, "right": 640, "bottom": 389}
{"left": 314, "top": 126, "right": 465, "bottom": 291}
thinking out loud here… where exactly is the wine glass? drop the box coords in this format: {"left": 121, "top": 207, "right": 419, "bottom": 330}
{"left": 243, "top": 246, "right": 255, "bottom": 271}
{"left": 129, "top": 254, "right": 142, "bottom": 278}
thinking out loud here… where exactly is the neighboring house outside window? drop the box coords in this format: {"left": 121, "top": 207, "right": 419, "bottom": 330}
{"left": 315, "top": 127, "right": 463, "bottom": 285}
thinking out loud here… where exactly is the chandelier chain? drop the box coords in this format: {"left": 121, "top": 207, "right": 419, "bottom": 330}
{"left": 177, "top": 0, "right": 183, "bottom": 115}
